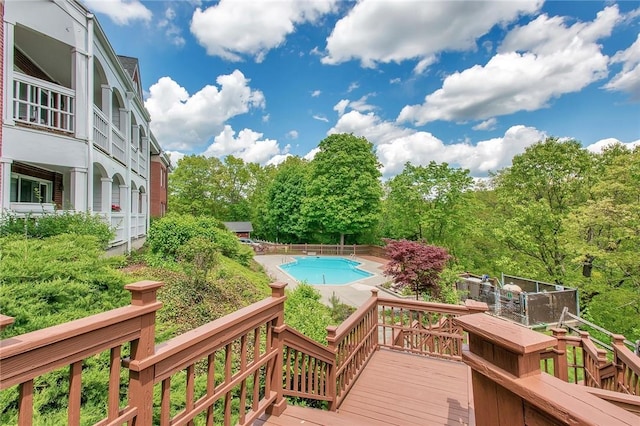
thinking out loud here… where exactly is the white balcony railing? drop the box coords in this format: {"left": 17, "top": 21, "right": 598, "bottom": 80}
{"left": 93, "top": 107, "right": 109, "bottom": 152}
{"left": 139, "top": 155, "right": 147, "bottom": 176}
{"left": 13, "top": 73, "right": 74, "bottom": 133}
{"left": 131, "top": 146, "right": 138, "bottom": 173}
{"left": 111, "top": 128, "right": 126, "bottom": 164}
{"left": 137, "top": 214, "right": 146, "bottom": 236}
{"left": 110, "top": 213, "right": 125, "bottom": 244}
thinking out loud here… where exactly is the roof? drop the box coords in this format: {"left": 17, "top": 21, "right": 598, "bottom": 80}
{"left": 223, "top": 222, "right": 253, "bottom": 233}
{"left": 117, "top": 55, "right": 139, "bottom": 80}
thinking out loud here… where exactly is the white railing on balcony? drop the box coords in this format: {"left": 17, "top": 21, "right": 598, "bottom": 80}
{"left": 131, "top": 146, "right": 138, "bottom": 173}
{"left": 139, "top": 155, "right": 147, "bottom": 176}
{"left": 111, "top": 128, "right": 126, "bottom": 164}
{"left": 13, "top": 72, "right": 74, "bottom": 133}
{"left": 110, "top": 213, "right": 125, "bottom": 244}
{"left": 137, "top": 214, "right": 146, "bottom": 236}
{"left": 93, "top": 107, "right": 109, "bottom": 153}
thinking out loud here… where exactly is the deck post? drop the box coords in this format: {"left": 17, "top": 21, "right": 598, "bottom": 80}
{"left": 125, "top": 280, "right": 163, "bottom": 426}
{"left": 550, "top": 328, "right": 568, "bottom": 381}
{"left": 455, "top": 314, "right": 556, "bottom": 426}
{"left": 370, "top": 289, "right": 379, "bottom": 350}
{"left": 326, "top": 326, "right": 338, "bottom": 411}
{"left": 266, "top": 282, "right": 288, "bottom": 416}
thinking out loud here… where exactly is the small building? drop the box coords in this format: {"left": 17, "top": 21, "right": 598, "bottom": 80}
{"left": 223, "top": 221, "right": 253, "bottom": 238}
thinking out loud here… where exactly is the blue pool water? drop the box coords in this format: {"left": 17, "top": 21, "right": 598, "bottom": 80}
{"left": 280, "top": 256, "right": 374, "bottom": 285}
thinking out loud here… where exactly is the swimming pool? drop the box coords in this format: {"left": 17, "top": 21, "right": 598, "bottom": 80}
{"left": 280, "top": 256, "right": 374, "bottom": 285}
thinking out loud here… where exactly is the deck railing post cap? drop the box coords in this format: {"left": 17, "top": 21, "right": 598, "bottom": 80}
{"left": 0, "top": 314, "right": 15, "bottom": 332}
{"left": 124, "top": 280, "right": 163, "bottom": 305}
{"left": 611, "top": 334, "right": 626, "bottom": 345}
{"left": 270, "top": 282, "right": 287, "bottom": 297}
{"left": 326, "top": 325, "right": 338, "bottom": 341}
{"left": 370, "top": 288, "right": 379, "bottom": 297}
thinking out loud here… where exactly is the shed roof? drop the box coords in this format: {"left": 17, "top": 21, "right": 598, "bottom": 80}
{"left": 223, "top": 222, "right": 253, "bottom": 233}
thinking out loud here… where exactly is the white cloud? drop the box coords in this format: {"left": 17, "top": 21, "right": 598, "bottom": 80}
{"left": 585, "top": 137, "right": 640, "bottom": 153}
{"left": 203, "top": 125, "right": 284, "bottom": 164}
{"left": 377, "top": 125, "right": 547, "bottom": 177}
{"left": 312, "top": 114, "right": 329, "bottom": 123}
{"left": 323, "top": 0, "right": 541, "bottom": 67}
{"left": 327, "top": 109, "right": 545, "bottom": 177}
{"left": 347, "top": 82, "right": 360, "bottom": 93}
{"left": 333, "top": 95, "right": 376, "bottom": 117}
{"left": 286, "top": 130, "right": 299, "bottom": 139}
{"left": 413, "top": 56, "right": 436, "bottom": 75}
{"left": 158, "top": 7, "right": 185, "bottom": 47}
{"left": 267, "top": 154, "right": 293, "bottom": 166}
{"left": 84, "top": 0, "right": 152, "bottom": 25}
{"left": 145, "top": 70, "right": 265, "bottom": 151}
{"left": 329, "top": 110, "right": 414, "bottom": 146}
{"left": 390, "top": 78, "right": 401, "bottom": 84}
{"left": 473, "top": 118, "right": 497, "bottom": 131}
{"left": 262, "top": 114, "right": 270, "bottom": 123}
{"left": 399, "top": 5, "right": 620, "bottom": 125}
{"left": 303, "top": 147, "right": 320, "bottom": 161}
{"left": 311, "top": 90, "right": 322, "bottom": 97}
{"left": 190, "top": 0, "right": 337, "bottom": 62}
{"left": 605, "top": 34, "right": 640, "bottom": 99}
{"left": 165, "top": 150, "right": 185, "bottom": 169}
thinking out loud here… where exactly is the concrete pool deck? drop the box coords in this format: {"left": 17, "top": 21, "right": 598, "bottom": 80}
{"left": 253, "top": 254, "right": 399, "bottom": 307}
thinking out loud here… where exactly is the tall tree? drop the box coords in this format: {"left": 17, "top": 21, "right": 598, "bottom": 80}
{"left": 168, "top": 155, "right": 218, "bottom": 216}
{"left": 262, "top": 157, "right": 310, "bottom": 242}
{"left": 384, "top": 162, "right": 474, "bottom": 254}
{"left": 304, "top": 134, "right": 383, "bottom": 246}
{"left": 492, "top": 137, "right": 594, "bottom": 283}
{"left": 383, "top": 239, "right": 450, "bottom": 300}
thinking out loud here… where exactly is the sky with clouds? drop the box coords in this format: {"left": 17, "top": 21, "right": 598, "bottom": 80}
{"left": 84, "top": 0, "right": 640, "bottom": 178}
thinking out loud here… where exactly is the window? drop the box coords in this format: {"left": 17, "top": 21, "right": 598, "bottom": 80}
{"left": 10, "top": 173, "right": 53, "bottom": 203}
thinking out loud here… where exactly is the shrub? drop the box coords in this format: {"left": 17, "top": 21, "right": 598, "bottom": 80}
{"left": 284, "top": 283, "right": 333, "bottom": 344}
{"left": 0, "top": 211, "right": 113, "bottom": 247}
{"left": 177, "top": 237, "right": 219, "bottom": 283}
{"left": 147, "top": 214, "right": 251, "bottom": 265}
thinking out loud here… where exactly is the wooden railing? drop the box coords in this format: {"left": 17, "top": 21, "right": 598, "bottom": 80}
{"left": 260, "top": 243, "right": 389, "bottom": 258}
{"left": 0, "top": 284, "right": 490, "bottom": 424}
{"left": 456, "top": 314, "right": 640, "bottom": 425}
{"left": 540, "top": 328, "right": 640, "bottom": 396}
{"left": 0, "top": 281, "right": 163, "bottom": 425}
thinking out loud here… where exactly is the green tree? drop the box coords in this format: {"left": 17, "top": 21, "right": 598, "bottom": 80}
{"left": 304, "top": 134, "right": 383, "bottom": 246}
{"left": 168, "top": 155, "right": 219, "bottom": 216}
{"left": 492, "top": 137, "right": 594, "bottom": 283}
{"left": 262, "top": 157, "right": 309, "bottom": 242}
{"left": 384, "top": 162, "right": 474, "bottom": 255}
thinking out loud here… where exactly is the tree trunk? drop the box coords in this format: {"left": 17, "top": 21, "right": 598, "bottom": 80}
{"left": 340, "top": 233, "right": 345, "bottom": 254}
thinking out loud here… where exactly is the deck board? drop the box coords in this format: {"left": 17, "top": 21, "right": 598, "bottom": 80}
{"left": 258, "top": 349, "right": 471, "bottom": 425}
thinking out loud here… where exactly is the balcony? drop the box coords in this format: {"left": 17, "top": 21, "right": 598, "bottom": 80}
{"left": 13, "top": 72, "right": 74, "bottom": 134}
{"left": 1, "top": 280, "right": 638, "bottom": 425}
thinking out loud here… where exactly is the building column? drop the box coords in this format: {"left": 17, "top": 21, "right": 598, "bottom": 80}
{"left": 69, "top": 167, "right": 88, "bottom": 211}
{"left": 120, "top": 184, "right": 130, "bottom": 250}
{"left": 140, "top": 191, "right": 148, "bottom": 234}
{"left": 71, "top": 48, "right": 88, "bottom": 140}
{"left": 101, "top": 177, "right": 112, "bottom": 220}
{"left": 131, "top": 188, "right": 139, "bottom": 237}
{"left": 3, "top": 21, "right": 14, "bottom": 126}
{"left": 101, "top": 85, "right": 113, "bottom": 155}
{"left": 0, "top": 157, "right": 12, "bottom": 210}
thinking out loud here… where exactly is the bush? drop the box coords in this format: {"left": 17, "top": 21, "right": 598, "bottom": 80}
{"left": 0, "top": 234, "right": 128, "bottom": 337}
{"left": 284, "top": 283, "right": 334, "bottom": 344}
{"left": 147, "top": 214, "right": 252, "bottom": 265}
{"left": 0, "top": 211, "right": 113, "bottom": 247}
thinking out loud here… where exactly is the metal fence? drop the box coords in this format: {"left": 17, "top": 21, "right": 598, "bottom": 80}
{"left": 457, "top": 273, "right": 579, "bottom": 327}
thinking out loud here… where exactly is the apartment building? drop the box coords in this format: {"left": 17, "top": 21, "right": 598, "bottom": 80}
{"left": 1, "top": 0, "right": 168, "bottom": 250}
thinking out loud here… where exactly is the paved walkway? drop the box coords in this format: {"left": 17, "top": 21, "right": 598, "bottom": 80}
{"left": 253, "top": 254, "right": 396, "bottom": 307}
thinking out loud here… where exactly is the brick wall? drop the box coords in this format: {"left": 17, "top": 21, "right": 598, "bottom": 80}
{"left": 150, "top": 159, "right": 168, "bottom": 217}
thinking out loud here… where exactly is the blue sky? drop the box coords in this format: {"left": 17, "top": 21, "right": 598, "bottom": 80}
{"left": 84, "top": 0, "right": 640, "bottom": 177}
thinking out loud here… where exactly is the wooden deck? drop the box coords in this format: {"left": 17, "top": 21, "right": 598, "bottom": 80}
{"left": 257, "top": 349, "right": 473, "bottom": 426}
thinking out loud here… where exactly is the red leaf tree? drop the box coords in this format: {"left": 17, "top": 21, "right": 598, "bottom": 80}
{"left": 383, "top": 239, "right": 451, "bottom": 300}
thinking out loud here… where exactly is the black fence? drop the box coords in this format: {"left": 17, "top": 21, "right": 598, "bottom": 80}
{"left": 457, "top": 273, "right": 579, "bottom": 327}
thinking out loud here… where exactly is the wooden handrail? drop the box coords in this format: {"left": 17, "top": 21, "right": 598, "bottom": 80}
{"left": 457, "top": 313, "right": 639, "bottom": 425}
{"left": 612, "top": 334, "right": 640, "bottom": 395}
{"left": 280, "top": 325, "right": 335, "bottom": 365}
